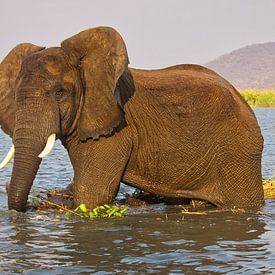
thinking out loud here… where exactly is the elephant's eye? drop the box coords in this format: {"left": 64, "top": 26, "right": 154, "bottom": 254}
{"left": 55, "top": 89, "right": 63, "bottom": 98}
{"left": 53, "top": 85, "right": 64, "bottom": 100}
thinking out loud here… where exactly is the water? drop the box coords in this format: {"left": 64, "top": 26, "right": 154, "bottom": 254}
{"left": 0, "top": 108, "right": 274, "bottom": 274}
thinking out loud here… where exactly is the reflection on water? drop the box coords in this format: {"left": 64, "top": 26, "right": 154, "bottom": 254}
{"left": 0, "top": 204, "right": 275, "bottom": 274}
{"left": 0, "top": 108, "right": 275, "bottom": 274}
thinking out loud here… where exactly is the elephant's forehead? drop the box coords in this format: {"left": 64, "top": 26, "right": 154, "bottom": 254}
{"left": 44, "top": 59, "right": 74, "bottom": 83}
{"left": 46, "top": 60, "right": 63, "bottom": 75}
{"left": 20, "top": 48, "right": 74, "bottom": 83}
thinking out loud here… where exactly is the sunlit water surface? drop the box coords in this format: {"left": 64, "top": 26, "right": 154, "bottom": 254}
{"left": 0, "top": 108, "right": 274, "bottom": 274}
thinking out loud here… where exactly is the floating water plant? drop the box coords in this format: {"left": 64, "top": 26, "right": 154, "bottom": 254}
{"left": 67, "top": 203, "right": 128, "bottom": 219}
{"left": 28, "top": 189, "right": 127, "bottom": 220}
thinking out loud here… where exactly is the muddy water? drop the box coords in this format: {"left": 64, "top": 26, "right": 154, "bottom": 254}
{"left": 0, "top": 108, "right": 274, "bottom": 274}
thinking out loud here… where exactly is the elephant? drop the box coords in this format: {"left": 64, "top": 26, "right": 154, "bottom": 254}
{"left": 0, "top": 26, "right": 264, "bottom": 212}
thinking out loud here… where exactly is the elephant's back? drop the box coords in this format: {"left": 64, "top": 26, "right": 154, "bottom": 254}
{"left": 129, "top": 65, "right": 257, "bottom": 125}
{"left": 130, "top": 65, "right": 242, "bottom": 119}
{"left": 127, "top": 65, "right": 263, "bottom": 159}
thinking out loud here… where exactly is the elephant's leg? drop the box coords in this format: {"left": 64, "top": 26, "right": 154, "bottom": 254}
{"left": 205, "top": 154, "right": 264, "bottom": 208}
{"left": 71, "top": 131, "right": 132, "bottom": 209}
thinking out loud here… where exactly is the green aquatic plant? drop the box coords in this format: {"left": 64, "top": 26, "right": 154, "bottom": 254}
{"left": 65, "top": 204, "right": 127, "bottom": 220}
{"left": 28, "top": 188, "right": 127, "bottom": 220}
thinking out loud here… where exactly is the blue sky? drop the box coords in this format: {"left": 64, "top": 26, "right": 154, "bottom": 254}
{"left": 1, "top": 0, "right": 275, "bottom": 68}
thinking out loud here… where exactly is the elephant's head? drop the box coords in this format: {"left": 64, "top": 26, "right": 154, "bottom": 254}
{"left": 0, "top": 27, "right": 130, "bottom": 211}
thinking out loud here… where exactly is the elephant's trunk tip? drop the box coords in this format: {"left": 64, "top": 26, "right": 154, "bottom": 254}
{"left": 8, "top": 193, "right": 29, "bottom": 212}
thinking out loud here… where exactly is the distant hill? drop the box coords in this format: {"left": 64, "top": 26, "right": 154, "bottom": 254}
{"left": 205, "top": 42, "right": 275, "bottom": 89}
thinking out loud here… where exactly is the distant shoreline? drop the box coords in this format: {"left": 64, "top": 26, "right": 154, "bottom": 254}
{"left": 239, "top": 90, "right": 275, "bottom": 108}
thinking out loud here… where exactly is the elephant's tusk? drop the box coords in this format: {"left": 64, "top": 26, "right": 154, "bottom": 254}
{"left": 38, "top": 133, "right": 56, "bottom": 158}
{"left": 0, "top": 145, "right": 15, "bottom": 169}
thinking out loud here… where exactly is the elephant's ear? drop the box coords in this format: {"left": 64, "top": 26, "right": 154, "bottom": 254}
{"left": 61, "top": 27, "right": 129, "bottom": 140}
{"left": 0, "top": 43, "right": 45, "bottom": 137}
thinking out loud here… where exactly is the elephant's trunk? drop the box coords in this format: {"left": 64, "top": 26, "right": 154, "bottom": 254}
{"left": 7, "top": 107, "right": 58, "bottom": 211}
{"left": 8, "top": 141, "right": 42, "bottom": 211}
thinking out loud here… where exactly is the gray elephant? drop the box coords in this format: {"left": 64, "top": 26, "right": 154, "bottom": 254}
{"left": 0, "top": 27, "right": 264, "bottom": 212}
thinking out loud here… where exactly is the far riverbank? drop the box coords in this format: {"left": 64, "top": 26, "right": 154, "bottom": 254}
{"left": 239, "top": 90, "right": 275, "bottom": 107}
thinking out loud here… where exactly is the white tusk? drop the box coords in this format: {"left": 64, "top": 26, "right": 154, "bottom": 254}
{"left": 38, "top": 133, "right": 56, "bottom": 158}
{"left": 0, "top": 145, "right": 15, "bottom": 169}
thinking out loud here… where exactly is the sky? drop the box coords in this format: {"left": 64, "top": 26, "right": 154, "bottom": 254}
{"left": 1, "top": 0, "right": 275, "bottom": 69}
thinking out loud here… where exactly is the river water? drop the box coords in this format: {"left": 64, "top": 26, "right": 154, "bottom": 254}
{"left": 0, "top": 108, "right": 274, "bottom": 274}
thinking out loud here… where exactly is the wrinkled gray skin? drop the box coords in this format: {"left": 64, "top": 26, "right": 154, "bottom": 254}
{"left": 0, "top": 27, "right": 264, "bottom": 212}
